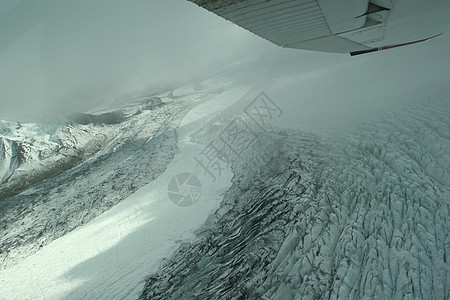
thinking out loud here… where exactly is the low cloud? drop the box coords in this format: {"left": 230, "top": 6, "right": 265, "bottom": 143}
{"left": 0, "top": 0, "right": 263, "bottom": 121}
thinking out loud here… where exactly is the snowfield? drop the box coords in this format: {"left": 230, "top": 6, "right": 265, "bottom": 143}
{"left": 0, "top": 47, "right": 449, "bottom": 299}
{"left": 0, "top": 97, "right": 192, "bottom": 269}
{"left": 0, "top": 71, "right": 248, "bottom": 299}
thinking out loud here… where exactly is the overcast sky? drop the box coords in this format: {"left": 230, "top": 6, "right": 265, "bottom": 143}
{"left": 0, "top": 0, "right": 449, "bottom": 121}
{"left": 0, "top": 0, "right": 268, "bottom": 121}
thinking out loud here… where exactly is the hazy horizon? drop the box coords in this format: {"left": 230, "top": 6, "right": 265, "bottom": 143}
{"left": 0, "top": 0, "right": 449, "bottom": 122}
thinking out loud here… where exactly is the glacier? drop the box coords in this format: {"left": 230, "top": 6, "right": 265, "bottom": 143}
{"left": 141, "top": 98, "right": 450, "bottom": 299}
{"left": 0, "top": 49, "right": 449, "bottom": 299}
{"left": 0, "top": 97, "right": 192, "bottom": 268}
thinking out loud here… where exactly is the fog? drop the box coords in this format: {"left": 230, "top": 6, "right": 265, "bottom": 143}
{"left": 0, "top": 0, "right": 449, "bottom": 122}
{"left": 0, "top": 0, "right": 263, "bottom": 121}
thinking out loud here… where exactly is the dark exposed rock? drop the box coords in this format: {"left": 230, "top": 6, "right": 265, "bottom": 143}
{"left": 68, "top": 111, "right": 126, "bottom": 125}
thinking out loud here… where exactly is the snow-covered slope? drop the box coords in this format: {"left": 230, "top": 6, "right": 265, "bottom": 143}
{"left": 0, "top": 97, "right": 193, "bottom": 268}
{"left": 0, "top": 121, "right": 89, "bottom": 185}
{"left": 0, "top": 47, "right": 449, "bottom": 300}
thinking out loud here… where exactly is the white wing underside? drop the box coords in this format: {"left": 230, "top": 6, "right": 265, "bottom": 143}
{"left": 189, "top": 0, "right": 450, "bottom": 54}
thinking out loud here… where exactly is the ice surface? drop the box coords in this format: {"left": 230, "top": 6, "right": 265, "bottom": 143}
{"left": 141, "top": 98, "right": 450, "bottom": 299}
{"left": 0, "top": 74, "right": 247, "bottom": 299}
{"left": 0, "top": 43, "right": 449, "bottom": 299}
{"left": 0, "top": 100, "right": 193, "bottom": 269}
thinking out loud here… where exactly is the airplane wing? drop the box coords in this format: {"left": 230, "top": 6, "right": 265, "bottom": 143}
{"left": 188, "top": 0, "right": 450, "bottom": 55}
